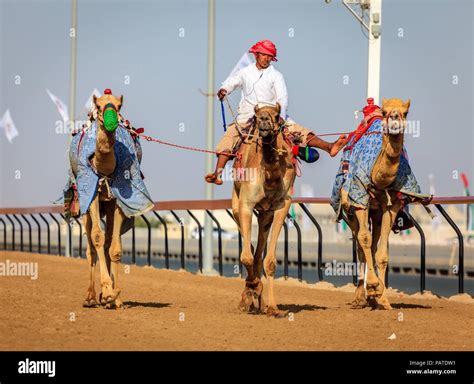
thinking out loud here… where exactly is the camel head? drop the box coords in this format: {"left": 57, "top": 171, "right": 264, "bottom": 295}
{"left": 93, "top": 89, "right": 123, "bottom": 133}
{"left": 381, "top": 98, "right": 410, "bottom": 135}
{"left": 254, "top": 103, "right": 281, "bottom": 142}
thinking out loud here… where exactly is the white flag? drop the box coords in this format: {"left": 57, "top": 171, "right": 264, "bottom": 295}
{"left": 0, "top": 110, "right": 19, "bottom": 143}
{"left": 229, "top": 52, "right": 252, "bottom": 78}
{"left": 84, "top": 88, "right": 101, "bottom": 111}
{"left": 46, "top": 89, "right": 69, "bottom": 123}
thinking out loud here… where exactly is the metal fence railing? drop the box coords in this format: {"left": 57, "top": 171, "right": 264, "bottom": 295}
{"left": 0, "top": 196, "right": 472, "bottom": 294}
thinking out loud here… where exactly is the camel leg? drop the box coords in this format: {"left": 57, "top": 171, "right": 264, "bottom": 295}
{"left": 345, "top": 213, "right": 367, "bottom": 308}
{"left": 236, "top": 200, "right": 257, "bottom": 312}
{"left": 354, "top": 208, "right": 380, "bottom": 298}
{"left": 374, "top": 202, "right": 401, "bottom": 310}
{"left": 103, "top": 202, "right": 115, "bottom": 275}
{"left": 106, "top": 204, "right": 126, "bottom": 309}
{"left": 264, "top": 199, "right": 291, "bottom": 318}
{"left": 370, "top": 209, "right": 382, "bottom": 258}
{"left": 250, "top": 210, "right": 274, "bottom": 311}
{"left": 82, "top": 214, "right": 99, "bottom": 308}
{"left": 88, "top": 195, "right": 117, "bottom": 305}
{"left": 369, "top": 209, "right": 384, "bottom": 301}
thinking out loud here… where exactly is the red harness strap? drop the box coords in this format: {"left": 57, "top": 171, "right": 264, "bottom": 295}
{"left": 343, "top": 114, "right": 383, "bottom": 153}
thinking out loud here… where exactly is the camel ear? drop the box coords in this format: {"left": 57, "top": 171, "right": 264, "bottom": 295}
{"left": 382, "top": 98, "right": 387, "bottom": 107}
{"left": 275, "top": 102, "right": 281, "bottom": 116}
{"left": 93, "top": 94, "right": 98, "bottom": 106}
{"left": 404, "top": 99, "right": 411, "bottom": 109}
{"left": 118, "top": 95, "right": 123, "bottom": 111}
{"left": 254, "top": 104, "right": 259, "bottom": 114}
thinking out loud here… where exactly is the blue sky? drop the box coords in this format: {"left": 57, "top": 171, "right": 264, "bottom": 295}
{"left": 0, "top": 0, "right": 472, "bottom": 207}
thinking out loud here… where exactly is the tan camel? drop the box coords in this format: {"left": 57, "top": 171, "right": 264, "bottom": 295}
{"left": 343, "top": 98, "right": 410, "bottom": 310}
{"left": 232, "top": 104, "right": 295, "bottom": 317}
{"left": 82, "top": 93, "right": 126, "bottom": 309}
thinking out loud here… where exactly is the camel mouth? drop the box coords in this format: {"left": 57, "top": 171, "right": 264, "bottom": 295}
{"left": 259, "top": 127, "right": 272, "bottom": 138}
{"left": 103, "top": 104, "right": 119, "bottom": 132}
{"left": 385, "top": 119, "right": 405, "bottom": 135}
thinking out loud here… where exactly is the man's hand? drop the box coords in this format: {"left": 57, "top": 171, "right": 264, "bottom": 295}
{"left": 217, "top": 88, "right": 227, "bottom": 101}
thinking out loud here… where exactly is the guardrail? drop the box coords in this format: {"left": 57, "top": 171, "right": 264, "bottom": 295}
{"left": 0, "top": 196, "right": 472, "bottom": 294}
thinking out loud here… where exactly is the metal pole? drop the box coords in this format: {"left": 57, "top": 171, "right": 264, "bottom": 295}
{"left": 65, "top": 0, "right": 78, "bottom": 258}
{"left": 367, "top": 0, "right": 382, "bottom": 104}
{"left": 203, "top": 0, "right": 217, "bottom": 275}
{"left": 436, "top": 204, "right": 464, "bottom": 294}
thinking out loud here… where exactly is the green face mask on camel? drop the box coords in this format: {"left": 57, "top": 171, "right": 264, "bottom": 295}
{"left": 103, "top": 103, "right": 119, "bottom": 132}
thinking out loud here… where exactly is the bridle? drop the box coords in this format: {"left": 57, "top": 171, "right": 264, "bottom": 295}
{"left": 381, "top": 108, "right": 407, "bottom": 135}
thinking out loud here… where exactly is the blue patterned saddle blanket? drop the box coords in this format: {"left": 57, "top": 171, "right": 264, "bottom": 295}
{"left": 330, "top": 118, "right": 429, "bottom": 213}
{"left": 64, "top": 121, "right": 154, "bottom": 218}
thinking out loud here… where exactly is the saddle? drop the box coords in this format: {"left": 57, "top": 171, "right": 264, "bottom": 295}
{"left": 232, "top": 119, "right": 319, "bottom": 164}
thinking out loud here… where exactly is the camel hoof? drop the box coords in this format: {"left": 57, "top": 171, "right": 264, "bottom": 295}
{"left": 238, "top": 299, "right": 248, "bottom": 312}
{"left": 99, "top": 288, "right": 120, "bottom": 306}
{"left": 114, "top": 297, "right": 124, "bottom": 309}
{"left": 251, "top": 291, "right": 265, "bottom": 313}
{"left": 99, "top": 293, "right": 107, "bottom": 306}
{"left": 99, "top": 294, "right": 114, "bottom": 306}
{"left": 238, "top": 286, "right": 260, "bottom": 313}
{"left": 105, "top": 302, "right": 114, "bottom": 310}
{"left": 376, "top": 297, "right": 392, "bottom": 310}
{"left": 82, "top": 299, "right": 99, "bottom": 308}
{"left": 265, "top": 306, "right": 288, "bottom": 319}
{"left": 367, "top": 296, "right": 379, "bottom": 309}
{"left": 350, "top": 299, "right": 368, "bottom": 309}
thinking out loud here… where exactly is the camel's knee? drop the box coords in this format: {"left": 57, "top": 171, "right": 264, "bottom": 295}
{"left": 91, "top": 227, "right": 105, "bottom": 249}
{"left": 376, "top": 252, "right": 389, "bottom": 268}
{"left": 264, "top": 256, "right": 276, "bottom": 276}
{"left": 109, "top": 243, "right": 122, "bottom": 263}
{"left": 240, "top": 251, "right": 253, "bottom": 267}
{"left": 357, "top": 230, "right": 372, "bottom": 249}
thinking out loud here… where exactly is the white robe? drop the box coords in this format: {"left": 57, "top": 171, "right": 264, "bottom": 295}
{"left": 221, "top": 63, "right": 288, "bottom": 121}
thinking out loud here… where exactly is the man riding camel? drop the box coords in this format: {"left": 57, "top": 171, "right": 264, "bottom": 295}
{"left": 205, "top": 39, "right": 348, "bottom": 185}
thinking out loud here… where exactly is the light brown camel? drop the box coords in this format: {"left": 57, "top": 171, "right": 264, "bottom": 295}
{"left": 82, "top": 93, "right": 126, "bottom": 309}
{"left": 343, "top": 98, "right": 410, "bottom": 310}
{"left": 232, "top": 103, "right": 296, "bottom": 317}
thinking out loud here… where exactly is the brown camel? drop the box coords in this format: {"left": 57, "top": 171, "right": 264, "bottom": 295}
{"left": 81, "top": 93, "right": 126, "bottom": 309}
{"left": 343, "top": 98, "right": 410, "bottom": 310}
{"left": 232, "top": 103, "right": 296, "bottom": 317}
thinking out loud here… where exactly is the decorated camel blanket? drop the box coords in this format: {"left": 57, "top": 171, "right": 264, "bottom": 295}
{"left": 330, "top": 118, "right": 429, "bottom": 213}
{"left": 63, "top": 121, "right": 153, "bottom": 218}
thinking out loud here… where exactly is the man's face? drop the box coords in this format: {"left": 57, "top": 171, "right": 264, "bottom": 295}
{"left": 255, "top": 52, "right": 273, "bottom": 69}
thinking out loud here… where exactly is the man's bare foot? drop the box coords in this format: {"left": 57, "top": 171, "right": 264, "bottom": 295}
{"left": 329, "top": 134, "right": 349, "bottom": 157}
{"left": 205, "top": 173, "right": 223, "bottom": 185}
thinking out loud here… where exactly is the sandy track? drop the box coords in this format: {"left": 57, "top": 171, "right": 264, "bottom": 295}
{"left": 0, "top": 251, "right": 473, "bottom": 351}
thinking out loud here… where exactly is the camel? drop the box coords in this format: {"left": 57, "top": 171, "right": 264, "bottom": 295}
{"left": 232, "top": 103, "right": 295, "bottom": 317}
{"left": 342, "top": 98, "right": 411, "bottom": 310}
{"left": 80, "top": 92, "right": 126, "bottom": 309}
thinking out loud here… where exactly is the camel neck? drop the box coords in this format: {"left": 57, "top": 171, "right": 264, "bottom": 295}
{"left": 261, "top": 139, "right": 277, "bottom": 164}
{"left": 94, "top": 123, "right": 116, "bottom": 176}
{"left": 372, "top": 133, "right": 404, "bottom": 189}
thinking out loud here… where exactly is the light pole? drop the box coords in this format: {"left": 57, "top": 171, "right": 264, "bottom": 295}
{"left": 341, "top": 0, "right": 383, "bottom": 104}
{"left": 203, "top": 0, "right": 218, "bottom": 275}
{"left": 66, "top": 0, "right": 78, "bottom": 257}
